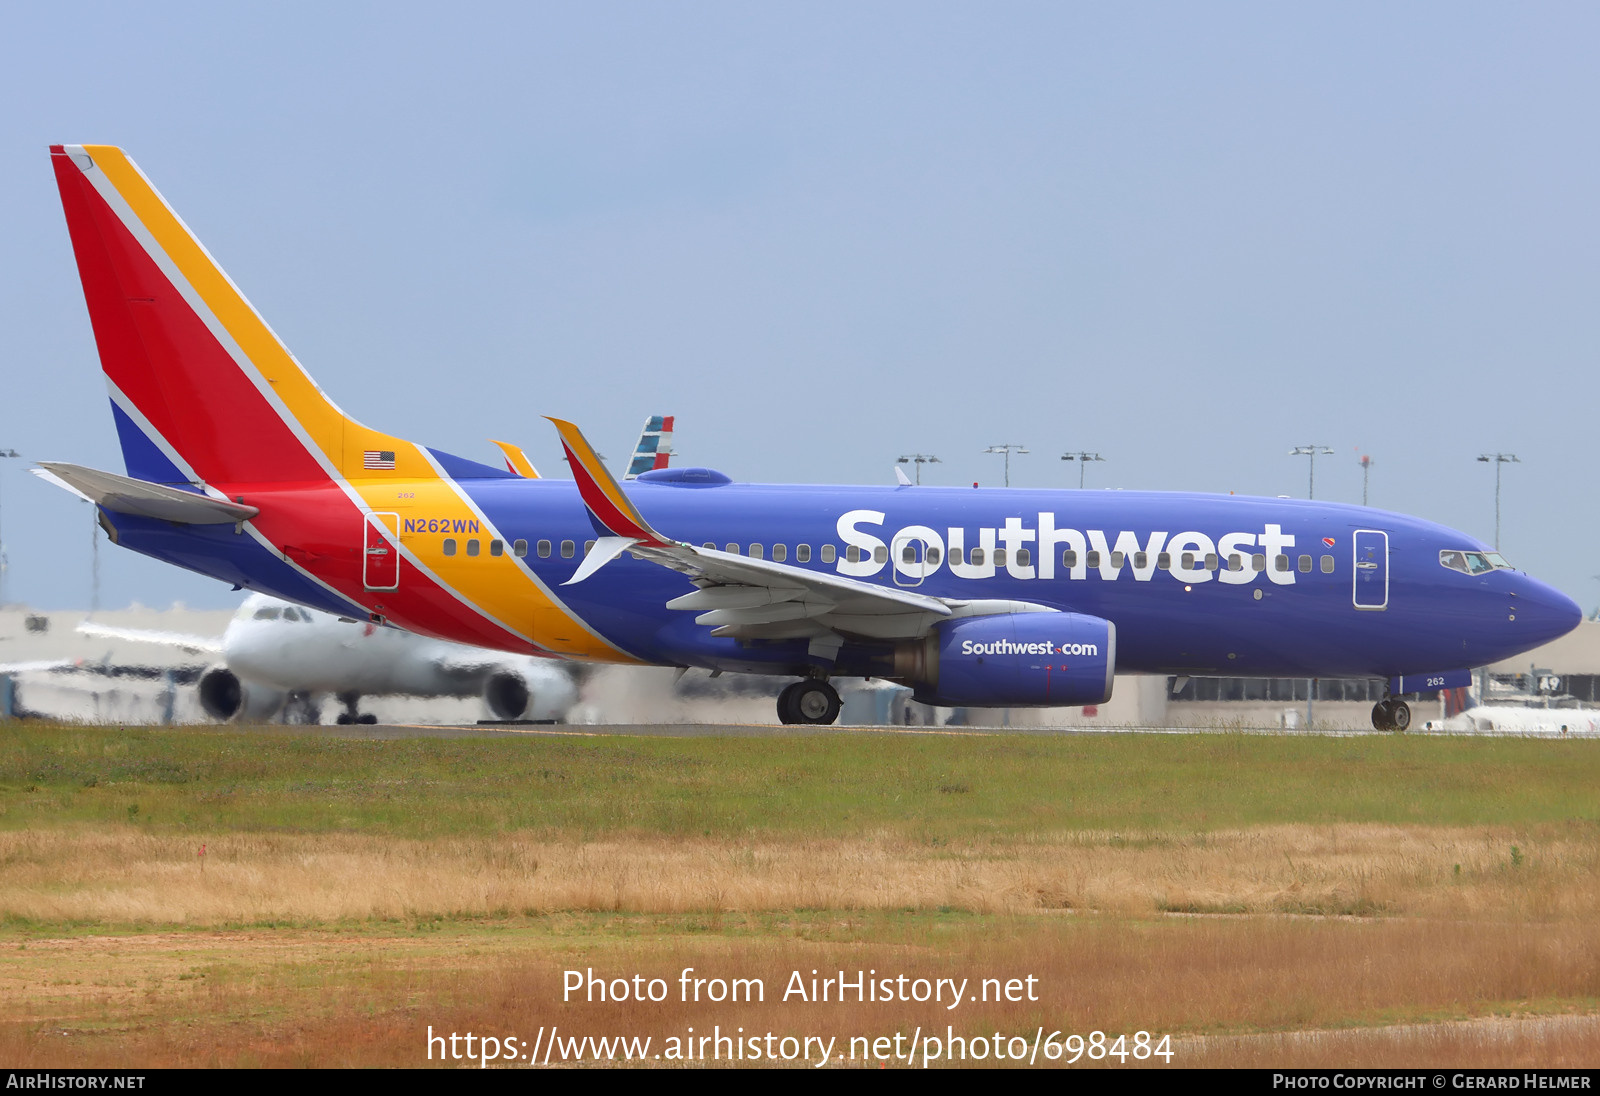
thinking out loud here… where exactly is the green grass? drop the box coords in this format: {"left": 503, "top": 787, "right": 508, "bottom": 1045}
{"left": 2, "top": 722, "right": 1597, "bottom": 839}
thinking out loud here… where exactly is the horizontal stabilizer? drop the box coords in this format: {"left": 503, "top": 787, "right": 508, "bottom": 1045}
{"left": 35, "top": 462, "right": 258, "bottom": 525}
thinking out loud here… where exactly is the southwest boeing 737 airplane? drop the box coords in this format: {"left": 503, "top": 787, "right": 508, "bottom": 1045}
{"left": 39, "top": 145, "right": 1582, "bottom": 730}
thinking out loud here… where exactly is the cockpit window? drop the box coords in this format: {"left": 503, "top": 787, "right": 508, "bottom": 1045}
{"left": 253, "top": 607, "right": 282, "bottom": 620}
{"left": 1439, "top": 549, "right": 1513, "bottom": 575}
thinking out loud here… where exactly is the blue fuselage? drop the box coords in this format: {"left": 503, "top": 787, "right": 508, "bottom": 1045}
{"left": 107, "top": 476, "right": 1581, "bottom": 684}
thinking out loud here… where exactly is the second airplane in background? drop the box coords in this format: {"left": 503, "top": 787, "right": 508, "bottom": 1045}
{"left": 80, "top": 593, "right": 578, "bottom": 724}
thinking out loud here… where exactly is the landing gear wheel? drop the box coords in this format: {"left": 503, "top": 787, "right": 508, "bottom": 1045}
{"left": 1371, "top": 699, "right": 1411, "bottom": 732}
{"left": 336, "top": 712, "right": 354, "bottom": 726}
{"left": 776, "top": 682, "right": 803, "bottom": 725}
{"left": 791, "top": 680, "right": 841, "bottom": 725}
{"left": 358, "top": 713, "right": 378, "bottom": 725}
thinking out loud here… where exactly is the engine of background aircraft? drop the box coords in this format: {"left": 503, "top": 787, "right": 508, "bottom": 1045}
{"left": 197, "top": 666, "right": 286, "bottom": 722}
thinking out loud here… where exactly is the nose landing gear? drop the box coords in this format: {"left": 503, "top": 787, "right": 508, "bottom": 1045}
{"left": 777, "top": 679, "right": 841, "bottom": 725}
{"left": 1371, "top": 698, "right": 1411, "bottom": 732}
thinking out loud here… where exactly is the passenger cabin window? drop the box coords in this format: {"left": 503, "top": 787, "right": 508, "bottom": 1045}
{"left": 1085, "top": 550, "right": 1101, "bottom": 568}
{"left": 1297, "top": 554, "right": 1311, "bottom": 573}
{"left": 536, "top": 540, "right": 550, "bottom": 558}
{"left": 1205, "top": 553, "right": 1218, "bottom": 570}
{"left": 993, "top": 548, "right": 1007, "bottom": 567}
{"left": 846, "top": 546, "right": 862, "bottom": 563}
{"left": 901, "top": 544, "right": 917, "bottom": 564}
{"left": 749, "top": 544, "right": 764, "bottom": 560}
{"left": 725, "top": 543, "right": 740, "bottom": 555}
{"left": 1133, "top": 552, "right": 1148, "bottom": 569}
{"left": 1251, "top": 553, "right": 1266, "bottom": 572}
{"left": 772, "top": 544, "right": 786, "bottom": 562}
{"left": 584, "top": 540, "right": 596, "bottom": 555}
{"left": 1109, "top": 551, "right": 1125, "bottom": 569}
{"left": 1156, "top": 552, "right": 1170, "bottom": 570}
{"left": 1062, "top": 550, "right": 1077, "bottom": 568}
{"left": 1321, "top": 555, "right": 1335, "bottom": 573}
{"left": 490, "top": 539, "right": 503, "bottom": 557}
{"left": 796, "top": 544, "right": 811, "bottom": 563}
{"left": 443, "top": 538, "right": 457, "bottom": 556}
{"left": 704, "top": 542, "right": 717, "bottom": 550}
{"left": 1275, "top": 554, "right": 1289, "bottom": 572}
{"left": 1227, "top": 555, "right": 1243, "bottom": 572}
{"left": 1016, "top": 548, "right": 1030, "bottom": 567}
{"left": 952, "top": 547, "right": 965, "bottom": 566}
{"left": 970, "top": 547, "right": 985, "bottom": 566}
{"left": 1180, "top": 552, "right": 1194, "bottom": 570}
{"left": 514, "top": 539, "right": 528, "bottom": 557}
{"left": 821, "top": 545, "right": 836, "bottom": 563}
{"left": 873, "top": 546, "right": 888, "bottom": 564}
{"left": 466, "top": 539, "right": 480, "bottom": 557}
{"left": 927, "top": 547, "right": 942, "bottom": 566}
{"left": 560, "top": 540, "right": 574, "bottom": 559}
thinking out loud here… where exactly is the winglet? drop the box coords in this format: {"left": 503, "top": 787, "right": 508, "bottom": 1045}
{"left": 546, "top": 418, "right": 674, "bottom": 547}
{"left": 491, "top": 439, "right": 540, "bottom": 479}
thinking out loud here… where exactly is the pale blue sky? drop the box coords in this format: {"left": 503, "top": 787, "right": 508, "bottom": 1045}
{"left": 3, "top": 3, "right": 1597, "bottom": 610}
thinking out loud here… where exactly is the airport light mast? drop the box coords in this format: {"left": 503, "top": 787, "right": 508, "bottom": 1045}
{"left": 1358, "top": 451, "right": 1374, "bottom": 506}
{"left": 896, "top": 453, "right": 941, "bottom": 485}
{"left": 1289, "top": 445, "right": 1334, "bottom": 499}
{"left": 1060, "top": 451, "right": 1105, "bottom": 489}
{"left": 0, "top": 448, "right": 18, "bottom": 605}
{"left": 1477, "top": 453, "right": 1520, "bottom": 550}
{"left": 983, "top": 444, "right": 1029, "bottom": 488}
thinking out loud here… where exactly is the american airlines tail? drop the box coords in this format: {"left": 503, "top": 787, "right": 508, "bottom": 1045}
{"left": 50, "top": 143, "right": 438, "bottom": 489}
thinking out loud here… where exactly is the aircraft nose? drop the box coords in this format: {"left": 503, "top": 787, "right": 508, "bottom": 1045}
{"left": 1511, "top": 575, "right": 1582, "bottom": 648}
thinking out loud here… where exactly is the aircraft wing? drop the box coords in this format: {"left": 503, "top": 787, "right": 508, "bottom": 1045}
{"left": 0, "top": 659, "right": 77, "bottom": 674}
{"left": 76, "top": 620, "right": 224, "bottom": 656}
{"left": 548, "top": 418, "right": 1049, "bottom": 642}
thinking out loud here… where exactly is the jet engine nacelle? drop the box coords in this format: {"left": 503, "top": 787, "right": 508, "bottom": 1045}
{"left": 483, "top": 665, "right": 580, "bottom": 721}
{"left": 196, "top": 666, "right": 286, "bottom": 722}
{"left": 898, "top": 612, "right": 1116, "bottom": 708}
{"left": 484, "top": 669, "right": 532, "bottom": 720}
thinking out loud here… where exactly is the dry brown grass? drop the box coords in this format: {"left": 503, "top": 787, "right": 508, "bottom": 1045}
{"left": 1, "top": 916, "right": 1596, "bottom": 1067}
{"left": 1176, "top": 1015, "right": 1600, "bottom": 1068}
{"left": 0, "top": 823, "right": 1594, "bottom": 925}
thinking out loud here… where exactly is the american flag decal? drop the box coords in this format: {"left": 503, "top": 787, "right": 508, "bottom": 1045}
{"left": 363, "top": 450, "right": 396, "bottom": 470}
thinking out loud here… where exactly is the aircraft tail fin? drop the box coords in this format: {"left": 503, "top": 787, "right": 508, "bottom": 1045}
{"left": 623, "top": 415, "right": 674, "bottom": 480}
{"left": 49, "top": 144, "right": 445, "bottom": 489}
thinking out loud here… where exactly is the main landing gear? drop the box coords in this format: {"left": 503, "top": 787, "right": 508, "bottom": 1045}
{"left": 777, "top": 679, "right": 841, "bottom": 725}
{"left": 334, "top": 691, "right": 378, "bottom": 726}
{"left": 1371, "top": 697, "right": 1411, "bottom": 732}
